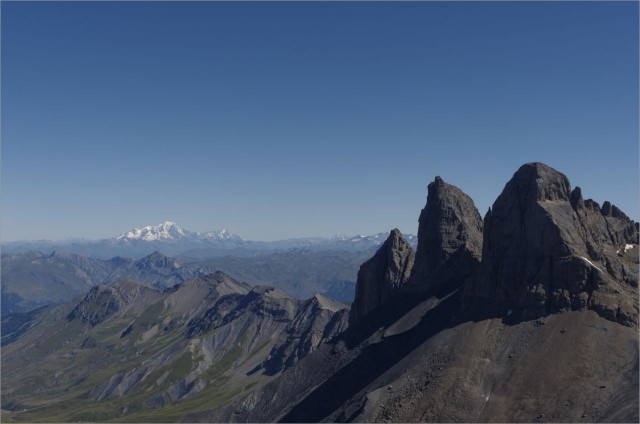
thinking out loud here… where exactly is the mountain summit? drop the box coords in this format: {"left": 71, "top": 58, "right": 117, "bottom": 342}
{"left": 410, "top": 175, "right": 483, "bottom": 292}
{"left": 349, "top": 229, "right": 415, "bottom": 327}
{"left": 192, "top": 162, "right": 637, "bottom": 424}
{"left": 116, "top": 221, "right": 189, "bottom": 241}
{"left": 471, "top": 162, "right": 638, "bottom": 326}
{"left": 115, "top": 221, "right": 240, "bottom": 242}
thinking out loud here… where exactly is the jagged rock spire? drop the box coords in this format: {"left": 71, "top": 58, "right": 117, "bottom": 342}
{"left": 409, "top": 175, "right": 483, "bottom": 290}
{"left": 349, "top": 229, "right": 414, "bottom": 328}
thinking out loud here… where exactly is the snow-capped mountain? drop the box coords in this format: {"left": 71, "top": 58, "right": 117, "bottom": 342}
{"left": 116, "top": 221, "right": 190, "bottom": 241}
{"left": 196, "top": 229, "right": 242, "bottom": 241}
{"left": 115, "top": 221, "right": 243, "bottom": 243}
{"left": 3, "top": 222, "right": 415, "bottom": 259}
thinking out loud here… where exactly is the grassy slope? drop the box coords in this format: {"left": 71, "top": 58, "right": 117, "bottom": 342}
{"left": 1, "top": 296, "right": 262, "bottom": 423}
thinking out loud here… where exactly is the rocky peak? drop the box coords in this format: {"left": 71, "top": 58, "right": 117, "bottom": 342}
{"left": 108, "top": 256, "right": 132, "bottom": 267}
{"left": 67, "top": 279, "right": 160, "bottom": 326}
{"left": 194, "top": 271, "right": 252, "bottom": 295}
{"left": 601, "top": 201, "right": 627, "bottom": 219}
{"left": 136, "top": 251, "right": 179, "bottom": 268}
{"left": 507, "top": 162, "right": 572, "bottom": 203}
{"left": 310, "top": 293, "right": 347, "bottom": 313}
{"left": 259, "top": 294, "right": 349, "bottom": 375}
{"left": 349, "top": 229, "right": 414, "bottom": 328}
{"left": 244, "top": 286, "right": 297, "bottom": 322}
{"left": 48, "top": 251, "right": 66, "bottom": 260}
{"left": 409, "top": 176, "right": 483, "bottom": 291}
{"left": 471, "top": 162, "right": 638, "bottom": 326}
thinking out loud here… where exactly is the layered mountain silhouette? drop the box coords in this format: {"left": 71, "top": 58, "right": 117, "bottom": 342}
{"left": 0, "top": 251, "right": 198, "bottom": 314}
{"left": 2, "top": 162, "right": 637, "bottom": 423}
{"left": 2, "top": 223, "right": 417, "bottom": 260}
{"left": 1, "top": 272, "right": 348, "bottom": 422}
{"left": 191, "top": 163, "right": 637, "bottom": 423}
{"left": 1, "top": 248, "right": 370, "bottom": 314}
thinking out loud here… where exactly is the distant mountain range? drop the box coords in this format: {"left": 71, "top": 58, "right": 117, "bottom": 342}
{"left": 2, "top": 221, "right": 417, "bottom": 259}
{"left": 2, "top": 162, "right": 638, "bottom": 422}
{"left": 115, "top": 221, "right": 242, "bottom": 242}
{"left": 1, "top": 251, "right": 195, "bottom": 314}
{"left": 2, "top": 223, "right": 414, "bottom": 316}
{"left": 1, "top": 247, "right": 373, "bottom": 315}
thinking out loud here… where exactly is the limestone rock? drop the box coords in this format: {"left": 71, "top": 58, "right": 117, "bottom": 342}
{"left": 349, "top": 229, "right": 414, "bottom": 327}
{"left": 261, "top": 294, "right": 349, "bottom": 374}
{"left": 471, "top": 162, "right": 638, "bottom": 326}
{"left": 409, "top": 176, "right": 483, "bottom": 290}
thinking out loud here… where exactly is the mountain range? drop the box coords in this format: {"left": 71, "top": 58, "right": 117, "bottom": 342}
{"left": 197, "top": 162, "right": 638, "bottom": 423}
{"left": 2, "top": 162, "right": 637, "bottom": 423}
{"left": 2, "top": 223, "right": 417, "bottom": 259}
{"left": 1, "top": 248, "right": 372, "bottom": 315}
{"left": 2, "top": 272, "right": 349, "bottom": 422}
{"left": 2, "top": 225, "right": 415, "bottom": 315}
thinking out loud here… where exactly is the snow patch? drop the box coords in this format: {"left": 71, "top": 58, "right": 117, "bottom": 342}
{"left": 580, "top": 256, "right": 602, "bottom": 272}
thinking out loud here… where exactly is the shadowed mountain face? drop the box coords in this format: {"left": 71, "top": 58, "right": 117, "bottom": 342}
{"left": 470, "top": 162, "right": 638, "bottom": 326}
{"left": 1, "top": 272, "right": 348, "bottom": 422}
{"left": 410, "top": 176, "right": 483, "bottom": 291}
{"left": 191, "top": 163, "right": 638, "bottom": 423}
{"left": 349, "top": 229, "right": 414, "bottom": 328}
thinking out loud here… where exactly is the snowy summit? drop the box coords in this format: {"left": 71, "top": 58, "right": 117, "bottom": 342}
{"left": 115, "top": 221, "right": 242, "bottom": 242}
{"left": 116, "top": 221, "right": 189, "bottom": 241}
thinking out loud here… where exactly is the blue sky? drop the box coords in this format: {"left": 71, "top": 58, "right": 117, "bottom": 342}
{"left": 2, "top": 2, "right": 638, "bottom": 242}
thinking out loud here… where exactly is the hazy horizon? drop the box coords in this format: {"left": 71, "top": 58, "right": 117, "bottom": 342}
{"left": 2, "top": 2, "right": 638, "bottom": 243}
{"left": 1, "top": 218, "right": 415, "bottom": 243}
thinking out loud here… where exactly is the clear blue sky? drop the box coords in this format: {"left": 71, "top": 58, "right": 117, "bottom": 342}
{"left": 2, "top": 2, "right": 638, "bottom": 242}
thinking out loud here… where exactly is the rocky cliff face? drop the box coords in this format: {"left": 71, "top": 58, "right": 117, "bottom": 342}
{"left": 193, "top": 163, "right": 637, "bottom": 424}
{"left": 471, "top": 162, "right": 638, "bottom": 326}
{"left": 409, "top": 176, "right": 483, "bottom": 291}
{"left": 349, "top": 229, "right": 414, "bottom": 327}
{"left": 260, "top": 294, "right": 349, "bottom": 375}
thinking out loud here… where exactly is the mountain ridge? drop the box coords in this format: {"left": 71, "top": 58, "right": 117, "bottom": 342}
{"left": 2, "top": 226, "right": 418, "bottom": 260}
{"left": 1, "top": 272, "right": 349, "bottom": 422}
{"left": 191, "top": 162, "right": 638, "bottom": 423}
{"left": 1, "top": 162, "right": 637, "bottom": 423}
{"left": 1, "top": 248, "right": 368, "bottom": 315}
